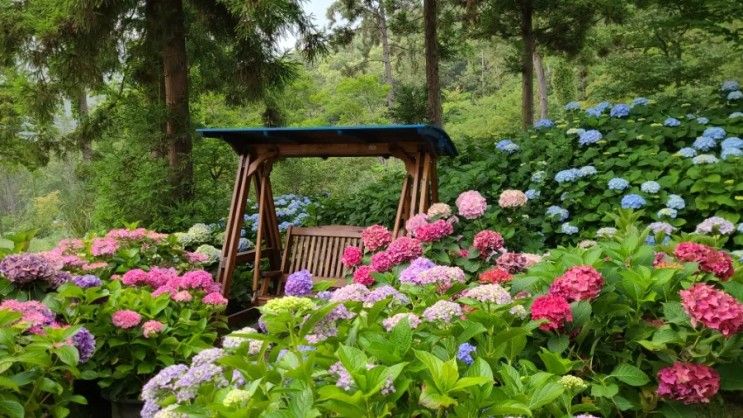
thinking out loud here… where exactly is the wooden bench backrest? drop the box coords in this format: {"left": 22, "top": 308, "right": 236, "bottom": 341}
{"left": 282, "top": 225, "right": 365, "bottom": 281}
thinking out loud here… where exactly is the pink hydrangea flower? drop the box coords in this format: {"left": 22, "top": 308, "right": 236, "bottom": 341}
{"left": 455, "top": 190, "right": 487, "bottom": 219}
{"left": 674, "top": 242, "right": 734, "bottom": 280}
{"left": 549, "top": 265, "right": 604, "bottom": 302}
{"left": 498, "top": 189, "right": 528, "bottom": 208}
{"left": 112, "top": 310, "right": 142, "bottom": 329}
{"left": 473, "top": 230, "right": 504, "bottom": 257}
{"left": 121, "top": 269, "right": 149, "bottom": 286}
{"left": 422, "top": 300, "right": 463, "bottom": 323}
{"left": 496, "top": 252, "right": 528, "bottom": 274}
{"left": 679, "top": 283, "right": 743, "bottom": 336}
{"left": 371, "top": 251, "right": 395, "bottom": 272}
{"left": 179, "top": 270, "right": 218, "bottom": 292}
{"left": 522, "top": 253, "right": 543, "bottom": 267}
{"left": 353, "top": 265, "right": 375, "bottom": 286}
{"left": 187, "top": 252, "right": 209, "bottom": 264}
{"left": 674, "top": 242, "right": 710, "bottom": 263}
{"left": 142, "top": 320, "right": 165, "bottom": 338}
{"left": 657, "top": 362, "right": 720, "bottom": 404}
{"left": 152, "top": 285, "right": 177, "bottom": 298}
{"left": 413, "top": 220, "right": 453, "bottom": 243}
{"left": 361, "top": 225, "right": 393, "bottom": 252}
{"left": 82, "top": 261, "right": 108, "bottom": 271}
{"left": 146, "top": 267, "right": 179, "bottom": 288}
{"left": 382, "top": 313, "right": 421, "bottom": 331}
{"left": 341, "top": 246, "right": 363, "bottom": 268}
{"left": 172, "top": 290, "right": 194, "bottom": 302}
{"left": 203, "top": 292, "right": 228, "bottom": 305}
{"left": 91, "top": 237, "right": 119, "bottom": 257}
{"left": 405, "top": 213, "right": 430, "bottom": 234}
{"left": 0, "top": 300, "right": 56, "bottom": 334}
{"left": 531, "top": 294, "right": 573, "bottom": 331}
{"left": 386, "top": 237, "right": 423, "bottom": 264}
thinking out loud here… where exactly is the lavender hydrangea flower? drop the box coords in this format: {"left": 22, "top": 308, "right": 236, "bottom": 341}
{"left": 534, "top": 118, "right": 554, "bottom": 129}
{"left": 422, "top": 300, "right": 463, "bottom": 323}
{"left": 692, "top": 136, "right": 717, "bottom": 151}
{"left": 607, "top": 178, "right": 629, "bottom": 191}
{"left": 692, "top": 154, "right": 718, "bottom": 165}
{"left": 610, "top": 104, "right": 630, "bottom": 118}
{"left": 496, "top": 139, "right": 519, "bottom": 154}
{"left": 579, "top": 129, "right": 602, "bottom": 146}
{"left": 73, "top": 274, "right": 102, "bottom": 288}
{"left": 677, "top": 147, "right": 697, "bottom": 158}
{"left": 191, "top": 348, "right": 225, "bottom": 366}
{"left": 666, "top": 194, "right": 685, "bottom": 210}
{"left": 284, "top": 269, "right": 313, "bottom": 296}
{"left": 329, "top": 362, "right": 353, "bottom": 391}
{"left": 648, "top": 222, "right": 675, "bottom": 235}
{"left": 722, "top": 148, "right": 743, "bottom": 159}
{"left": 621, "top": 194, "right": 646, "bottom": 209}
{"left": 546, "top": 206, "right": 569, "bottom": 221}
{"left": 560, "top": 223, "right": 579, "bottom": 235}
{"left": 72, "top": 327, "right": 96, "bottom": 363}
{"left": 363, "top": 285, "right": 409, "bottom": 307}
{"left": 457, "top": 343, "right": 476, "bottom": 365}
{"left": 727, "top": 91, "right": 743, "bottom": 101}
{"left": 640, "top": 181, "right": 661, "bottom": 194}
{"left": 461, "top": 284, "right": 512, "bottom": 304}
{"left": 382, "top": 313, "right": 421, "bottom": 331}
{"left": 0, "top": 253, "right": 59, "bottom": 285}
{"left": 141, "top": 364, "right": 189, "bottom": 406}
{"left": 330, "top": 283, "right": 369, "bottom": 303}
{"left": 173, "top": 363, "right": 227, "bottom": 402}
{"left": 664, "top": 117, "right": 681, "bottom": 127}
{"left": 564, "top": 101, "right": 581, "bottom": 111}
{"left": 695, "top": 217, "right": 735, "bottom": 235}
{"left": 399, "top": 257, "right": 435, "bottom": 285}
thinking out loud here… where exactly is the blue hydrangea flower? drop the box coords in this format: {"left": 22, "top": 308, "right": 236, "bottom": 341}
{"left": 730, "top": 112, "right": 743, "bottom": 119}
{"left": 457, "top": 343, "right": 476, "bottom": 365}
{"left": 534, "top": 118, "right": 554, "bottom": 129}
{"left": 560, "top": 223, "right": 579, "bottom": 235}
{"left": 657, "top": 208, "right": 678, "bottom": 219}
{"left": 531, "top": 170, "right": 546, "bottom": 183}
{"left": 727, "top": 90, "right": 743, "bottom": 101}
{"left": 621, "top": 194, "right": 646, "bottom": 209}
{"left": 578, "top": 166, "right": 597, "bottom": 177}
{"left": 696, "top": 117, "right": 709, "bottom": 125}
{"left": 579, "top": 129, "right": 602, "bottom": 146}
{"left": 525, "top": 189, "right": 540, "bottom": 200}
{"left": 73, "top": 274, "right": 102, "bottom": 288}
{"left": 666, "top": 194, "right": 685, "bottom": 210}
{"left": 721, "top": 137, "right": 743, "bottom": 149}
{"left": 692, "top": 154, "right": 719, "bottom": 165}
{"left": 722, "top": 80, "right": 740, "bottom": 92}
{"left": 607, "top": 178, "right": 629, "bottom": 191}
{"left": 703, "top": 127, "right": 726, "bottom": 140}
{"left": 640, "top": 181, "right": 661, "bottom": 194}
{"left": 663, "top": 117, "right": 681, "bottom": 127}
{"left": 496, "top": 139, "right": 519, "bottom": 154}
{"left": 555, "top": 169, "right": 580, "bottom": 183}
{"left": 676, "top": 147, "right": 697, "bottom": 158}
{"left": 632, "top": 97, "right": 649, "bottom": 107}
{"left": 722, "top": 147, "right": 743, "bottom": 160}
{"left": 610, "top": 104, "right": 630, "bottom": 118}
{"left": 692, "top": 136, "right": 716, "bottom": 151}
{"left": 585, "top": 101, "right": 610, "bottom": 117}
{"left": 564, "top": 101, "right": 581, "bottom": 111}
{"left": 595, "top": 101, "right": 611, "bottom": 112}
{"left": 546, "top": 206, "right": 569, "bottom": 221}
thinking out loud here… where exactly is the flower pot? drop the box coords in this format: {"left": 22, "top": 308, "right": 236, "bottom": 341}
{"left": 110, "top": 399, "right": 143, "bottom": 418}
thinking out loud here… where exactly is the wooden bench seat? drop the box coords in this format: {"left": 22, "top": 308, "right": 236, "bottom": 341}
{"left": 254, "top": 225, "right": 365, "bottom": 303}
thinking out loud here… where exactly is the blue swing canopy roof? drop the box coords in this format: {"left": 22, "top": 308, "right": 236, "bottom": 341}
{"left": 197, "top": 124, "right": 457, "bottom": 157}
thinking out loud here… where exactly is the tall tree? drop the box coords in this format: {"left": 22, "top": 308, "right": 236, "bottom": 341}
{"left": 423, "top": 0, "right": 442, "bottom": 126}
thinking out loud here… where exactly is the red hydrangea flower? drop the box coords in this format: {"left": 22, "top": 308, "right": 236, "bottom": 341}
{"left": 479, "top": 267, "right": 512, "bottom": 284}
{"left": 386, "top": 237, "right": 423, "bottom": 264}
{"left": 657, "top": 362, "right": 719, "bottom": 404}
{"left": 679, "top": 283, "right": 743, "bottom": 336}
{"left": 531, "top": 294, "right": 573, "bottom": 331}
{"left": 353, "top": 265, "right": 375, "bottom": 286}
{"left": 341, "top": 246, "right": 363, "bottom": 268}
{"left": 361, "top": 225, "right": 392, "bottom": 252}
{"left": 371, "top": 251, "right": 395, "bottom": 272}
{"left": 473, "top": 230, "right": 504, "bottom": 258}
{"left": 673, "top": 242, "right": 735, "bottom": 280}
{"left": 674, "top": 242, "right": 711, "bottom": 263}
{"left": 496, "top": 252, "right": 528, "bottom": 274}
{"left": 549, "top": 265, "right": 604, "bottom": 302}
{"left": 413, "top": 219, "right": 453, "bottom": 242}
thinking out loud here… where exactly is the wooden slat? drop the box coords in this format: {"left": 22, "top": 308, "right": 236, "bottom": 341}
{"left": 218, "top": 154, "right": 252, "bottom": 296}
{"left": 393, "top": 175, "right": 410, "bottom": 237}
{"left": 252, "top": 168, "right": 270, "bottom": 298}
{"left": 418, "top": 152, "right": 432, "bottom": 212}
{"left": 306, "top": 235, "right": 318, "bottom": 274}
{"left": 327, "top": 236, "right": 339, "bottom": 278}
{"left": 320, "top": 236, "right": 331, "bottom": 277}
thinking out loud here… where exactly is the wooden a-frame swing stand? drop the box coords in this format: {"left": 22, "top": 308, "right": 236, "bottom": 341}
{"left": 197, "top": 125, "right": 457, "bottom": 306}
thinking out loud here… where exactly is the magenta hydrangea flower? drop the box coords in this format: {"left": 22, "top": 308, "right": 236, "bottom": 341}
{"left": 657, "top": 362, "right": 720, "bottom": 404}
{"left": 386, "top": 237, "right": 423, "bottom": 264}
{"left": 361, "top": 225, "right": 392, "bottom": 252}
{"left": 413, "top": 220, "right": 453, "bottom": 242}
{"left": 178, "top": 270, "right": 218, "bottom": 292}
{"left": 680, "top": 283, "right": 743, "bottom": 336}
{"left": 203, "top": 292, "right": 228, "bottom": 306}
{"left": 473, "top": 230, "right": 504, "bottom": 258}
{"left": 285, "top": 270, "right": 313, "bottom": 296}
{"left": 549, "top": 265, "right": 604, "bottom": 302}
{"left": 112, "top": 310, "right": 142, "bottom": 329}
{"left": 422, "top": 300, "right": 463, "bottom": 323}
{"left": 371, "top": 251, "right": 395, "bottom": 272}
{"left": 455, "top": 190, "right": 487, "bottom": 219}
{"left": 353, "top": 265, "right": 375, "bottom": 286}
{"left": 531, "top": 294, "right": 572, "bottom": 331}
{"left": 186, "top": 251, "right": 209, "bottom": 264}
{"left": 91, "top": 237, "right": 119, "bottom": 256}
{"left": 341, "top": 246, "right": 363, "bottom": 268}
{"left": 142, "top": 320, "right": 166, "bottom": 338}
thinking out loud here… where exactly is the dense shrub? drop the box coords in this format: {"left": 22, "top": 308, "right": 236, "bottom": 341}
{"left": 319, "top": 81, "right": 743, "bottom": 252}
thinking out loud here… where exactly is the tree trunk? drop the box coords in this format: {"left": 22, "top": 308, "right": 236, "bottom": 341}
{"left": 75, "top": 88, "right": 93, "bottom": 161}
{"left": 519, "top": 0, "right": 535, "bottom": 129}
{"left": 376, "top": 3, "right": 395, "bottom": 108}
{"left": 159, "top": 0, "right": 193, "bottom": 201}
{"left": 423, "top": 0, "right": 442, "bottom": 127}
{"left": 533, "top": 51, "right": 548, "bottom": 119}
{"left": 578, "top": 64, "right": 588, "bottom": 100}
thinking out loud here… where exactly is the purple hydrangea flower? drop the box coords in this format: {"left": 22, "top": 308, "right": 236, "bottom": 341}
{"left": 329, "top": 361, "right": 353, "bottom": 391}
{"left": 191, "top": 348, "right": 225, "bottom": 366}
{"left": 363, "top": 285, "right": 409, "bottom": 307}
{"left": 173, "top": 363, "right": 227, "bottom": 402}
{"left": 0, "top": 253, "right": 59, "bottom": 285}
{"left": 72, "top": 327, "right": 96, "bottom": 363}
{"left": 284, "top": 269, "right": 313, "bottom": 296}
{"left": 141, "top": 364, "right": 189, "bottom": 403}
{"left": 73, "top": 274, "right": 102, "bottom": 288}
{"left": 695, "top": 217, "right": 735, "bottom": 235}
{"left": 399, "top": 257, "right": 435, "bottom": 284}
{"left": 457, "top": 343, "right": 477, "bottom": 365}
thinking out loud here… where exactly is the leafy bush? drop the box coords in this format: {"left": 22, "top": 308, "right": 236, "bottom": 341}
{"left": 319, "top": 81, "right": 743, "bottom": 252}
{"left": 139, "top": 192, "right": 743, "bottom": 417}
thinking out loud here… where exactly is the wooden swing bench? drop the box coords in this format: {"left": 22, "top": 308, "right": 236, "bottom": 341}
{"left": 196, "top": 125, "right": 457, "bottom": 311}
{"left": 252, "top": 225, "right": 364, "bottom": 304}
